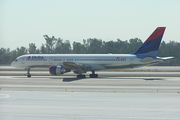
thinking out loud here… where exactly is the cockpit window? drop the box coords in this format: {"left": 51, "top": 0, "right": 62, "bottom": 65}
{"left": 15, "top": 59, "right": 18, "bottom": 62}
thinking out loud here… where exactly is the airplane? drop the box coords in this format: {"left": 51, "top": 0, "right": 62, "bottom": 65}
{"left": 11, "top": 27, "right": 173, "bottom": 78}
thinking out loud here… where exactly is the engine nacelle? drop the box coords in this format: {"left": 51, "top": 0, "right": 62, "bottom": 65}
{"left": 49, "top": 65, "right": 70, "bottom": 75}
{"left": 73, "top": 70, "right": 79, "bottom": 74}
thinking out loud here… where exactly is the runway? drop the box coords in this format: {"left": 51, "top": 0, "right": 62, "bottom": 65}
{"left": 1, "top": 66, "right": 180, "bottom": 77}
{"left": 0, "top": 76, "right": 180, "bottom": 120}
{"left": 0, "top": 76, "right": 180, "bottom": 93}
{"left": 1, "top": 91, "right": 180, "bottom": 120}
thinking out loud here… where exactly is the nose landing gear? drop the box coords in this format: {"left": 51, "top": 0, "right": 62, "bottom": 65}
{"left": 26, "top": 68, "right": 31, "bottom": 78}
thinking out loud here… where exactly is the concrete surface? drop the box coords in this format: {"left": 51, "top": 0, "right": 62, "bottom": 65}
{"left": 0, "top": 76, "right": 180, "bottom": 120}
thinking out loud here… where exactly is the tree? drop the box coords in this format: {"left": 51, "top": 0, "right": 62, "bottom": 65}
{"left": 0, "top": 48, "right": 18, "bottom": 64}
{"left": 16, "top": 47, "right": 28, "bottom": 56}
{"left": 62, "top": 40, "right": 71, "bottom": 54}
{"left": 0, "top": 35, "right": 180, "bottom": 65}
{"left": 55, "top": 38, "right": 72, "bottom": 54}
{"left": 128, "top": 38, "right": 143, "bottom": 53}
{"left": 73, "top": 42, "right": 85, "bottom": 54}
{"left": 29, "top": 43, "right": 38, "bottom": 54}
{"left": 86, "top": 38, "right": 103, "bottom": 54}
{"left": 40, "top": 44, "right": 47, "bottom": 54}
{"left": 43, "top": 35, "right": 57, "bottom": 53}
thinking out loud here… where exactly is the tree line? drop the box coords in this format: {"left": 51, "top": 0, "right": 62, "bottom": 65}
{"left": 0, "top": 35, "right": 180, "bottom": 65}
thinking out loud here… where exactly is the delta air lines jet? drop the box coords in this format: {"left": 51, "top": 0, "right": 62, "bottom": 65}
{"left": 11, "top": 27, "right": 173, "bottom": 78}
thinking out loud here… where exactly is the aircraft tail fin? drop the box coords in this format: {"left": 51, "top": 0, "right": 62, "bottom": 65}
{"left": 134, "top": 27, "right": 166, "bottom": 57}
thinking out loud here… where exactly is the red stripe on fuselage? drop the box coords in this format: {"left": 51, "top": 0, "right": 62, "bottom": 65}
{"left": 145, "top": 27, "right": 166, "bottom": 43}
{"left": 49, "top": 66, "right": 52, "bottom": 74}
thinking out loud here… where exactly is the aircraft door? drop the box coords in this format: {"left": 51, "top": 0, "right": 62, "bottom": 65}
{"left": 49, "top": 58, "right": 54, "bottom": 65}
{"left": 21, "top": 58, "right": 25, "bottom": 64}
{"left": 130, "top": 57, "right": 134, "bottom": 64}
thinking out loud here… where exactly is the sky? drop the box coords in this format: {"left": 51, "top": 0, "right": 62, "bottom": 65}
{"left": 1, "top": 0, "right": 180, "bottom": 50}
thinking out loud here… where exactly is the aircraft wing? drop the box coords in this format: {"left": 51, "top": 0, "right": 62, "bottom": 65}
{"left": 63, "top": 61, "right": 92, "bottom": 71}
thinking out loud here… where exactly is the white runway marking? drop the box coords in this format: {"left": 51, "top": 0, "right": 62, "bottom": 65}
{"left": 0, "top": 94, "right": 10, "bottom": 99}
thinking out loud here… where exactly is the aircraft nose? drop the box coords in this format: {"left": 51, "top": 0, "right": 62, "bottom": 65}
{"left": 11, "top": 61, "right": 15, "bottom": 67}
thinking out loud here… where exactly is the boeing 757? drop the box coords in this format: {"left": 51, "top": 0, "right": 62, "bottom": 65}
{"left": 11, "top": 27, "right": 173, "bottom": 78}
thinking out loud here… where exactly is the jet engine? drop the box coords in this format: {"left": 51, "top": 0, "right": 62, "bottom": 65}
{"left": 49, "top": 65, "right": 70, "bottom": 75}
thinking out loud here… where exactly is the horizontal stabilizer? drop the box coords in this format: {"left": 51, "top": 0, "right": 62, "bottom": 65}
{"left": 156, "top": 57, "right": 174, "bottom": 61}
{"left": 140, "top": 56, "right": 173, "bottom": 63}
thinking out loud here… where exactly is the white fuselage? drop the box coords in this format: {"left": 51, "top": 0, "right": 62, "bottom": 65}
{"left": 11, "top": 54, "right": 146, "bottom": 71}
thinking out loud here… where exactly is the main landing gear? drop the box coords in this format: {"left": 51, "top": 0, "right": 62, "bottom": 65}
{"left": 76, "top": 71, "right": 98, "bottom": 78}
{"left": 26, "top": 68, "right": 31, "bottom": 78}
{"left": 77, "top": 74, "right": 86, "bottom": 78}
{"left": 89, "top": 70, "right": 98, "bottom": 78}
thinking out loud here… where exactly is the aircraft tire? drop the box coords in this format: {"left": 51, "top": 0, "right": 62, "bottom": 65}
{"left": 90, "top": 74, "right": 98, "bottom": 78}
{"left": 77, "top": 75, "right": 86, "bottom": 78}
{"left": 27, "top": 74, "right": 31, "bottom": 78}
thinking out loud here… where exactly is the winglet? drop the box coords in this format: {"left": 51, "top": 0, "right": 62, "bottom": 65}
{"left": 134, "top": 27, "right": 166, "bottom": 57}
